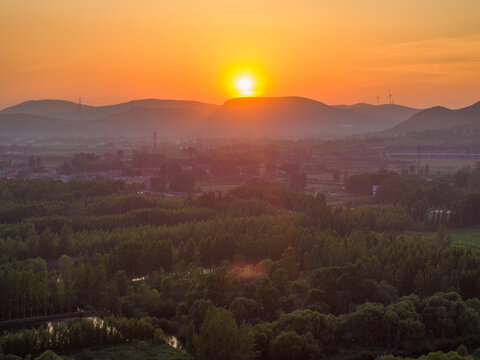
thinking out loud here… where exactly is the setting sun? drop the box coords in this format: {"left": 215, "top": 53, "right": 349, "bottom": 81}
{"left": 236, "top": 76, "right": 254, "bottom": 96}
{"left": 221, "top": 64, "right": 268, "bottom": 98}
{"left": 237, "top": 77, "right": 252, "bottom": 91}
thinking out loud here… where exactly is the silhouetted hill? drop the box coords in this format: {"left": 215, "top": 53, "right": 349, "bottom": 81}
{"left": 0, "top": 99, "right": 218, "bottom": 122}
{"left": 53, "top": 100, "right": 219, "bottom": 123}
{"left": 0, "top": 100, "right": 94, "bottom": 117}
{"left": 390, "top": 102, "right": 480, "bottom": 134}
{"left": 204, "top": 96, "right": 380, "bottom": 137}
{"left": 97, "top": 99, "right": 218, "bottom": 114}
{"left": 334, "top": 103, "right": 420, "bottom": 129}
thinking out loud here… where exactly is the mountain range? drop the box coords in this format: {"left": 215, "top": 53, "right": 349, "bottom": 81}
{"left": 0, "top": 97, "right": 478, "bottom": 139}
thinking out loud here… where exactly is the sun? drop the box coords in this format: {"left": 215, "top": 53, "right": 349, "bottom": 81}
{"left": 235, "top": 76, "right": 255, "bottom": 96}
{"left": 237, "top": 77, "right": 252, "bottom": 92}
{"left": 223, "top": 66, "right": 266, "bottom": 97}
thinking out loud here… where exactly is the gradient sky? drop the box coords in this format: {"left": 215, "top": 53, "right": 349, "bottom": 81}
{"left": 1, "top": 0, "right": 479, "bottom": 109}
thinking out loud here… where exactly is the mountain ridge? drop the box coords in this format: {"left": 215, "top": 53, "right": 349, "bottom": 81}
{"left": 0, "top": 98, "right": 219, "bottom": 122}
{"left": 333, "top": 103, "right": 420, "bottom": 129}
{"left": 206, "top": 96, "right": 379, "bottom": 137}
{"left": 390, "top": 101, "right": 480, "bottom": 134}
{"left": 1, "top": 97, "right": 476, "bottom": 139}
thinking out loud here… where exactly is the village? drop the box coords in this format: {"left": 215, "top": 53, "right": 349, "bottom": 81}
{"left": 1, "top": 136, "right": 478, "bottom": 208}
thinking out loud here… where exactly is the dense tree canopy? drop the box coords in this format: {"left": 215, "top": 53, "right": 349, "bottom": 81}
{"left": 0, "top": 177, "right": 479, "bottom": 359}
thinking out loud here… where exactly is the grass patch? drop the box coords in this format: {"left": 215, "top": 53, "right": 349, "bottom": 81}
{"left": 450, "top": 226, "right": 480, "bottom": 251}
{"left": 62, "top": 342, "right": 190, "bottom": 360}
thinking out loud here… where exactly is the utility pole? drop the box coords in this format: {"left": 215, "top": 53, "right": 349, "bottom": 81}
{"left": 417, "top": 145, "right": 421, "bottom": 176}
{"left": 375, "top": 94, "right": 380, "bottom": 105}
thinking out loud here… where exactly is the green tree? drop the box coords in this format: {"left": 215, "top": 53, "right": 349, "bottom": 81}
{"left": 193, "top": 307, "right": 254, "bottom": 360}
{"left": 58, "top": 225, "right": 74, "bottom": 255}
{"left": 269, "top": 331, "right": 322, "bottom": 360}
{"left": 230, "top": 297, "right": 258, "bottom": 324}
{"left": 281, "top": 246, "right": 299, "bottom": 279}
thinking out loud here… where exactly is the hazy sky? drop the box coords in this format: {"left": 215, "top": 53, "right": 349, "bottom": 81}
{"left": 1, "top": 0, "right": 479, "bottom": 109}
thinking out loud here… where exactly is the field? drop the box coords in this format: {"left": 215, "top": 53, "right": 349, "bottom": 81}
{"left": 394, "top": 157, "right": 477, "bottom": 173}
{"left": 62, "top": 343, "right": 190, "bottom": 360}
{"left": 407, "top": 227, "right": 480, "bottom": 251}
{"left": 451, "top": 226, "right": 480, "bottom": 250}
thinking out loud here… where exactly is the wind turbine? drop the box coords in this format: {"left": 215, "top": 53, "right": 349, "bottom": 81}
{"left": 387, "top": 91, "right": 394, "bottom": 104}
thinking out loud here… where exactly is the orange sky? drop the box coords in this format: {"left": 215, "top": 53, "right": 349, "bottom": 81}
{"left": 1, "top": 0, "right": 479, "bottom": 109}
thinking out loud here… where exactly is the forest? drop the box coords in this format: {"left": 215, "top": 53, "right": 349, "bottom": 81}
{"left": 0, "top": 173, "right": 479, "bottom": 360}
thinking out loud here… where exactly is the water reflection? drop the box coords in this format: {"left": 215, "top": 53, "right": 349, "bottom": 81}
{"left": 3, "top": 316, "right": 185, "bottom": 352}
{"left": 47, "top": 316, "right": 102, "bottom": 327}
{"left": 166, "top": 334, "right": 184, "bottom": 350}
{"left": 46, "top": 316, "right": 105, "bottom": 332}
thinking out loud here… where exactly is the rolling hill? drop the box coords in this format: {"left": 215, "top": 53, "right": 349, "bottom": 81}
{"left": 0, "top": 99, "right": 95, "bottom": 118}
{"left": 0, "top": 98, "right": 219, "bottom": 121}
{"left": 334, "top": 103, "right": 420, "bottom": 129}
{"left": 390, "top": 102, "right": 480, "bottom": 134}
{"left": 203, "top": 96, "right": 383, "bottom": 137}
